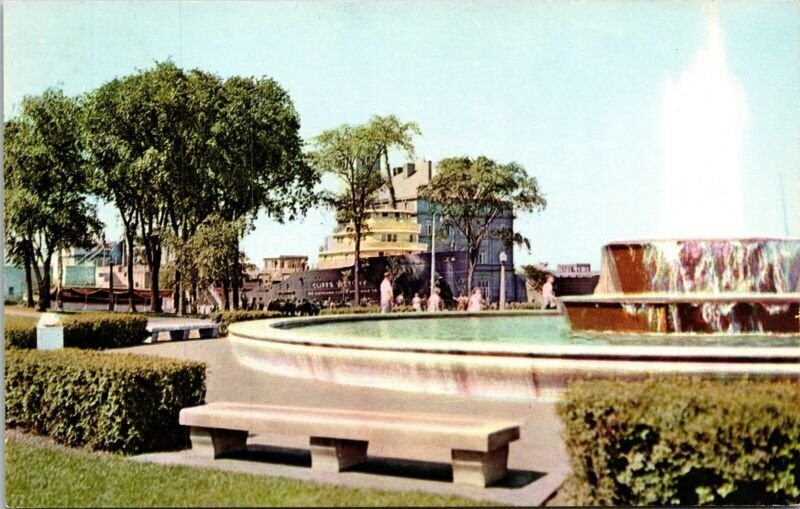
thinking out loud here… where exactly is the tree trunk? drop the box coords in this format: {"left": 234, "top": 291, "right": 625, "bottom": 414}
{"left": 108, "top": 257, "right": 115, "bottom": 312}
{"left": 191, "top": 277, "right": 199, "bottom": 314}
{"left": 126, "top": 233, "right": 137, "bottom": 312}
{"left": 467, "top": 248, "right": 478, "bottom": 296}
{"left": 37, "top": 253, "right": 52, "bottom": 311}
{"left": 174, "top": 269, "right": 182, "bottom": 317}
{"left": 56, "top": 249, "right": 64, "bottom": 311}
{"left": 150, "top": 251, "right": 162, "bottom": 313}
{"left": 384, "top": 152, "right": 397, "bottom": 209}
{"left": 23, "top": 246, "right": 34, "bottom": 308}
{"left": 231, "top": 239, "right": 240, "bottom": 310}
{"left": 222, "top": 276, "right": 230, "bottom": 311}
{"left": 353, "top": 224, "right": 361, "bottom": 306}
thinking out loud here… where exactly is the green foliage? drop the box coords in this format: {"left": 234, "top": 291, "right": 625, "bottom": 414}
{"left": 4, "top": 312, "right": 149, "bottom": 349}
{"left": 4, "top": 315, "right": 39, "bottom": 349}
{"left": 6, "top": 434, "right": 487, "bottom": 508}
{"left": 558, "top": 377, "right": 800, "bottom": 506}
{"left": 368, "top": 114, "right": 421, "bottom": 208}
{"left": 312, "top": 118, "right": 408, "bottom": 305}
{"left": 83, "top": 62, "right": 318, "bottom": 313}
{"left": 521, "top": 264, "right": 552, "bottom": 291}
{"left": 418, "top": 156, "right": 546, "bottom": 290}
{"left": 211, "top": 310, "right": 282, "bottom": 334}
{"left": 5, "top": 90, "right": 103, "bottom": 311}
{"left": 5, "top": 349, "right": 206, "bottom": 454}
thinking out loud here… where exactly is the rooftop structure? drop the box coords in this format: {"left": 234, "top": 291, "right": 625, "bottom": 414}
{"left": 260, "top": 256, "right": 309, "bottom": 286}
{"left": 318, "top": 209, "right": 427, "bottom": 270}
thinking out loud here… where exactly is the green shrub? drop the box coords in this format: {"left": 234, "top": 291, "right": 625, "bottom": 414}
{"left": 5, "top": 348, "right": 206, "bottom": 454}
{"left": 4, "top": 315, "right": 38, "bottom": 349}
{"left": 558, "top": 377, "right": 800, "bottom": 506}
{"left": 62, "top": 312, "right": 149, "bottom": 349}
{"left": 211, "top": 310, "right": 282, "bottom": 334}
{"left": 4, "top": 312, "right": 149, "bottom": 349}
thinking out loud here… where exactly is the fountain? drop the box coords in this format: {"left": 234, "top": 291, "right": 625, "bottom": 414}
{"left": 226, "top": 11, "right": 799, "bottom": 401}
{"left": 561, "top": 238, "right": 800, "bottom": 334}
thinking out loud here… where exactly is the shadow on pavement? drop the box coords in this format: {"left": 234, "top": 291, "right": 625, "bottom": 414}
{"left": 226, "top": 445, "right": 543, "bottom": 488}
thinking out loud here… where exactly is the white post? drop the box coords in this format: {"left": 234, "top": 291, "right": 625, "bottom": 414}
{"left": 430, "top": 212, "right": 437, "bottom": 297}
{"left": 499, "top": 251, "right": 507, "bottom": 310}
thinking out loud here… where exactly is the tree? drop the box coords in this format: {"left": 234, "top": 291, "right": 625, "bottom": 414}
{"left": 83, "top": 77, "right": 143, "bottom": 311}
{"left": 418, "top": 156, "right": 546, "bottom": 292}
{"left": 521, "top": 264, "right": 552, "bottom": 292}
{"left": 311, "top": 123, "right": 385, "bottom": 306}
{"left": 368, "top": 115, "right": 421, "bottom": 209}
{"left": 208, "top": 75, "right": 318, "bottom": 309}
{"left": 4, "top": 90, "right": 102, "bottom": 311}
{"left": 85, "top": 62, "right": 195, "bottom": 313}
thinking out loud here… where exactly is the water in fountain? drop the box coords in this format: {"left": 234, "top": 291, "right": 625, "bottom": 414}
{"left": 658, "top": 7, "right": 747, "bottom": 238}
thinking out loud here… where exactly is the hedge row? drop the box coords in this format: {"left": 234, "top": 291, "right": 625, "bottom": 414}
{"left": 211, "top": 310, "right": 282, "bottom": 334}
{"left": 4, "top": 312, "right": 149, "bottom": 350}
{"left": 5, "top": 348, "right": 206, "bottom": 454}
{"left": 558, "top": 377, "right": 800, "bottom": 506}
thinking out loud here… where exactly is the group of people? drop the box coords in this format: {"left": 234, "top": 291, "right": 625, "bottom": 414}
{"left": 379, "top": 272, "right": 490, "bottom": 313}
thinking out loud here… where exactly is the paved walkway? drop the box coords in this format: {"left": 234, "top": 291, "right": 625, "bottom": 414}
{"left": 118, "top": 338, "right": 571, "bottom": 506}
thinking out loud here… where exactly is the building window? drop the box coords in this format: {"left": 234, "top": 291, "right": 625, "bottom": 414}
{"left": 8, "top": 287, "right": 14, "bottom": 296}
{"left": 477, "top": 279, "right": 491, "bottom": 300}
{"left": 425, "top": 224, "right": 432, "bottom": 236}
{"left": 478, "top": 251, "right": 487, "bottom": 264}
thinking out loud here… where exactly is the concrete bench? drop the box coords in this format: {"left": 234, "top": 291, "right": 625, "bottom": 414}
{"left": 147, "top": 323, "right": 220, "bottom": 342}
{"left": 179, "top": 402, "right": 521, "bottom": 487}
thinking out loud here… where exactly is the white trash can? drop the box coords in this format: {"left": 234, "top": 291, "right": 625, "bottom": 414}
{"left": 36, "top": 313, "right": 64, "bottom": 350}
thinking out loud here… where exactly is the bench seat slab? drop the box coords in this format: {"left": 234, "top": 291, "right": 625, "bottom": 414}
{"left": 451, "top": 445, "right": 509, "bottom": 487}
{"left": 310, "top": 437, "right": 368, "bottom": 472}
{"left": 190, "top": 427, "right": 248, "bottom": 458}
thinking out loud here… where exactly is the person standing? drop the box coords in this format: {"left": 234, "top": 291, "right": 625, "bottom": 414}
{"left": 456, "top": 292, "right": 468, "bottom": 311}
{"left": 427, "top": 287, "right": 443, "bottom": 312}
{"left": 380, "top": 272, "right": 394, "bottom": 313}
{"left": 542, "top": 275, "right": 556, "bottom": 309}
{"left": 467, "top": 287, "right": 485, "bottom": 311}
{"left": 411, "top": 292, "right": 422, "bottom": 312}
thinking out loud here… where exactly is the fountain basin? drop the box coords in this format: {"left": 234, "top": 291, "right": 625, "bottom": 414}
{"left": 229, "top": 312, "right": 800, "bottom": 401}
{"left": 563, "top": 238, "right": 800, "bottom": 334}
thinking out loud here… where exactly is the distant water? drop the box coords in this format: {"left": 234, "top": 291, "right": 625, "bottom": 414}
{"left": 291, "top": 315, "right": 800, "bottom": 347}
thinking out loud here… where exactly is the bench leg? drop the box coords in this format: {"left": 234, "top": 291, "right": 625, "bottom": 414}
{"left": 199, "top": 327, "right": 218, "bottom": 339}
{"left": 310, "top": 437, "right": 368, "bottom": 472}
{"left": 189, "top": 427, "right": 248, "bottom": 459}
{"left": 150, "top": 331, "right": 159, "bottom": 343}
{"left": 451, "top": 445, "right": 509, "bottom": 487}
{"left": 170, "top": 330, "right": 191, "bottom": 341}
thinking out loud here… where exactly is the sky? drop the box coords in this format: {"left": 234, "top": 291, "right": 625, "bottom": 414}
{"left": 4, "top": 0, "right": 800, "bottom": 269}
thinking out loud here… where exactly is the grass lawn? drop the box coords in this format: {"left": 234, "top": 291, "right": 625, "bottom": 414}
{"left": 5, "top": 432, "right": 491, "bottom": 507}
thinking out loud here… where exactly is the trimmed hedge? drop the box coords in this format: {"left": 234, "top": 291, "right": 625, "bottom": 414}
{"left": 4, "top": 315, "right": 39, "bottom": 349}
{"left": 4, "top": 312, "right": 149, "bottom": 350}
{"left": 211, "top": 310, "right": 282, "bottom": 334}
{"left": 5, "top": 348, "right": 206, "bottom": 454}
{"left": 558, "top": 377, "right": 800, "bottom": 506}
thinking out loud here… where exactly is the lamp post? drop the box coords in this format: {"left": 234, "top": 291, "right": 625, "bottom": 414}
{"left": 430, "top": 211, "right": 438, "bottom": 297}
{"left": 499, "top": 251, "right": 507, "bottom": 310}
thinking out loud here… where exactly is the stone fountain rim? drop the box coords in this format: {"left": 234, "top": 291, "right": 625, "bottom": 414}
{"left": 227, "top": 313, "right": 800, "bottom": 363}
{"left": 605, "top": 236, "right": 800, "bottom": 246}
